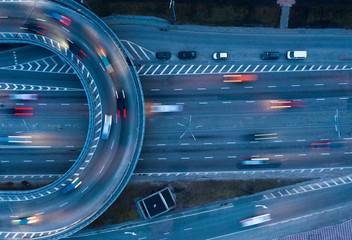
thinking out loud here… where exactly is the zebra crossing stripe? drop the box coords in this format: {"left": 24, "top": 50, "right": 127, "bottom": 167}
{"left": 177, "top": 65, "right": 186, "bottom": 74}
{"left": 269, "top": 65, "right": 276, "bottom": 71}
{"left": 185, "top": 65, "right": 194, "bottom": 74}
{"left": 151, "top": 65, "right": 160, "bottom": 75}
{"left": 235, "top": 65, "right": 243, "bottom": 73}
{"left": 193, "top": 65, "right": 202, "bottom": 74}
{"left": 210, "top": 65, "right": 218, "bottom": 73}
{"left": 227, "top": 65, "right": 235, "bottom": 73}
{"left": 143, "top": 65, "right": 154, "bottom": 75}
{"left": 218, "top": 65, "right": 226, "bottom": 73}
{"left": 137, "top": 63, "right": 352, "bottom": 76}
{"left": 137, "top": 65, "right": 145, "bottom": 74}
{"left": 243, "top": 65, "right": 251, "bottom": 72}
{"left": 168, "top": 65, "right": 178, "bottom": 74}
{"left": 252, "top": 65, "right": 260, "bottom": 72}
{"left": 202, "top": 65, "right": 210, "bottom": 73}
{"left": 160, "top": 65, "right": 169, "bottom": 75}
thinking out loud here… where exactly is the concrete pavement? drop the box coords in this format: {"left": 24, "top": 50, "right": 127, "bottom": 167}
{"left": 277, "top": 0, "right": 295, "bottom": 29}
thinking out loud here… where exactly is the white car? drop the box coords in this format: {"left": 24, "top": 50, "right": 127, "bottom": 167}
{"left": 10, "top": 94, "right": 38, "bottom": 100}
{"left": 98, "top": 50, "right": 114, "bottom": 73}
{"left": 213, "top": 52, "right": 228, "bottom": 60}
{"left": 151, "top": 105, "right": 183, "bottom": 113}
{"left": 12, "top": 216, "right": 38, "bottom": 225}
{"left": 101, "top": 114, "right": 112, "bottom": 140}
{"left": 240, "top": 213, "right": 271, "bottom": 228}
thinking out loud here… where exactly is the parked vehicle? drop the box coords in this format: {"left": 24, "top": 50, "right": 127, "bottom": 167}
{"left": 178, "top": 51, "right": 196, "bottom": 59}
{"left": 156, "top": 52, "right": 171, "bottom": 60}
{"left": 261, "top": 51, "right": 280, "bottom": 60}
{"left": 213, "top": 52, "right": 228, "bottom": 60}
{"left": 286, "top": 50, "right": 307, "bottom": 60}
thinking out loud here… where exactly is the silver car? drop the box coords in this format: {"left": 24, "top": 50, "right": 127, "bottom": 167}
{"left": 240, "top": 213, "right": 271, "bottom": 228}
{"left": 151, "top": 105, "right": 183, "bottom": 113}
{"left": 102, "top": 114, "right": 112, "bottom": 140}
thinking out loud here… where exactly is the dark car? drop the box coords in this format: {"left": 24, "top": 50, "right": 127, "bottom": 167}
{"left": 62, "top": 177, "right": 82, "bottom": 194}
{"left": 261, "top": 51, "right": 280, "bottom": 60}
{"left": 310, "top": 141, "right": 345, "bottom": 150}
{"left": 20, "top": 23, "right": 46, "bottom": 36}
{"left": 178, "top": 51, "right": 196, "bottom": 59}
{"left": 156, "top": 52, "right": 171, "bottom": 60}
{"left": 67, "top": 39, "right": 86, "bottom": 60}
{"left": 46, "top": 10, "right": 71, "bottom": 26}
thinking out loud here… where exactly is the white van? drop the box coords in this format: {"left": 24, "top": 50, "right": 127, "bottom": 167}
{"left": 286, "top": 51, "right": 307, "bottom": 60}
{"left": 101, "top": 114, "right": 112, "bottom": 140}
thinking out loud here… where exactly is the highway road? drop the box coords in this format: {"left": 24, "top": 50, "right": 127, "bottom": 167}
{"left": 67, "top": 175, "right": 352, "bottom": 240}
{"left": 107, "top": 19, "right": 352, "bottom": 64}
{"left": 0, "top": 0, "right": 144, "bottom": 239}
{"left": 66, "top": 12, "right": 352, "bottom": 240}
{"left": 137, "top": 70, "right": 352, "bottom": 173}
{"left": 1, "top": 4, "right": 352, "bottom": 240}
{"left": 102, "top": 21, "right": 352, "bottom": 175}
{"left": 5, "top": 24, "right": 352, "bottom": 178}
{"left": 0, "top": 46, "right": 88, "bottom": 177}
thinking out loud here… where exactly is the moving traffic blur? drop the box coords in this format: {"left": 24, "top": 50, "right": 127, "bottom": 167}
{"left": 223, "top": 74, "right": 258, "bottom": 83}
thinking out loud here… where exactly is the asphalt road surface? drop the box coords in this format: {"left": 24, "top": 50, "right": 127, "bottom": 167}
{"left": 137, "top": 70, "right": 352, "bottom": 173}
{"left": 1, "top": 4, "right": 352, "bottom": 240}
{"left": 106, "top": 22, "right": 352, "bottom": 174}
{"left": 67, "top": 176, "right": 352, "bottom": 240}
{"left": 0, "top": 1, "right": 144, "bottom": 239}
{"left": 4, "top": 26, "right": 352, "bottom": 178}
{"left": 0, "top": 46, "right": 88, "bottom": 176}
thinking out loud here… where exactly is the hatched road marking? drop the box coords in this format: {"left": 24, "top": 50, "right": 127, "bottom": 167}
{"left": 136, "top": 63, "right": 352, "bottom": 76}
